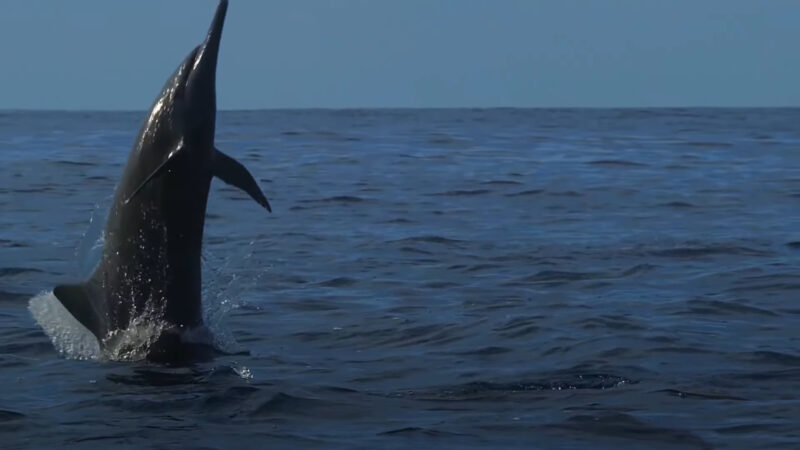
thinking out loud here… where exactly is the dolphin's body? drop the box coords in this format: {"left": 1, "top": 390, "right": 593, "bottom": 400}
{"left": 53, "top": 0, "right": 269, "bottom": 359}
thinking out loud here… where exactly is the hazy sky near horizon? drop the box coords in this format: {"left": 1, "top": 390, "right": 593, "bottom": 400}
{"left": 1, "top": 0, "right": 799, "bottom": 110}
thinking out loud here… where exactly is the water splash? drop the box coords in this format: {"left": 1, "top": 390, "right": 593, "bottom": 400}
{"left": 202, "top": 240, "right": 269, "bottom": 353}
{"left": 102, "top": 299, "right": 168, "bottom": 362}
{"left": 231, "top": 362, "right": 254, "bottom": 380}
{"left": 31, "top": 226, "right": 266, "bottom": 361}
{"left": 74, "top": 194, "right": 113, "bottom": 277}
{"left": 29, "top": 290, "right": 221, "bottom": 362}
{"left": 28, "top": 290, "right": 170, "bottom": 361}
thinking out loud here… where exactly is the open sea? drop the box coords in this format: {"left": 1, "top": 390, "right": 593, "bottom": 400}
{"left": 1, "top": 108, "right": 799, "bottom": 449}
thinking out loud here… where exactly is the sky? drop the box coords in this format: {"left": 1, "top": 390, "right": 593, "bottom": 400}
{"left": 1, "top": 0, "right": 799, "bottom": 110}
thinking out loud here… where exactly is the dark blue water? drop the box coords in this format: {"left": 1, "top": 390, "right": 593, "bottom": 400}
{"left": 1, "top": 108, "right": 799, "bottom": 448}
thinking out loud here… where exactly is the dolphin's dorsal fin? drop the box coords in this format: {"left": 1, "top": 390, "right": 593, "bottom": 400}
{"left": 53, "top": 283, "right": 106, "bottom": 340}
{"left": 213, "top": 148, "right": 271, "bottom": 212}
{"left": 124, "top": 143, "right": 186, "bottom": 205}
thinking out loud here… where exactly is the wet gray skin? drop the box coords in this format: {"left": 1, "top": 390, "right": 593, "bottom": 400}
{"left": 54, "top": 0, "right": 271, "bottom": 361}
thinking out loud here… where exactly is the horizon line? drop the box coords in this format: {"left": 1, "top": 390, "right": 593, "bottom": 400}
{"left": 2, "top": 105, "right": 799, "bottom": 113}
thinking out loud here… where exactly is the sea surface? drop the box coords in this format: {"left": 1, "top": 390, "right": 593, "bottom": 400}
{"left": 1, "top": 108, "right": 799, "bottom": 449}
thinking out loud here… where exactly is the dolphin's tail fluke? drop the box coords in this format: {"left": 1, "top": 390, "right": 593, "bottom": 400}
{"left": 54, "top": 282, "right": 107, "bottom": 341}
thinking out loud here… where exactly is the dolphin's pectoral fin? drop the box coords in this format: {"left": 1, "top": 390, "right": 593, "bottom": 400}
{"left": 213, "top": 148, "right": 272, "bottom": 212}
{"left": 124, "top": 144, "right": 186, "bottom": 205}
{"left": 53, "top": 283, "right": 105, "bottom": 340}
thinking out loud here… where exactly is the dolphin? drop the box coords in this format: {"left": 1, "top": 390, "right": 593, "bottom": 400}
{"left": 53, "top": 0, "right": 269, "bottom": 360}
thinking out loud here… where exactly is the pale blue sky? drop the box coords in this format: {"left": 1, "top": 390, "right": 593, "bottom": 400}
{"left": 1, "top": 0, "right": 799, "bottom": 110}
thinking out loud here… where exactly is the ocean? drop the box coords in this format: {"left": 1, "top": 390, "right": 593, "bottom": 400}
{"left": 1, "top": 108, "right": 799, "bottom": 448}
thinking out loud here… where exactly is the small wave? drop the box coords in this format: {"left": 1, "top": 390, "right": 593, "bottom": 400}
{"left": 408, "top": 373, "right": 635, "bottom": 400}
{"left": 685, "top": 141, "right": 734, "bottom": 148}
{"left": 0, "top": 267, "right": 43, "bottom": 278}
{"left": 721, "top": 368, "right": 800, "bottom": 382}
{"left": 379, "top": 427, "right": 474, "bottom": 437}
{"left": 454, "top": 346, "right": 512, "bottom": 356}
{"left": 521, "top": 270, "right": 602, "bottom": 283}
{"left": 493, "top": 316, "right": 541, "bottom": 338}
{"left": 736, "top": 350, "right": 800, "bottom": 366}
{"left": 587, "top": 159, "right": 648, "bottom": 167}
{"left": 481, "top": 180, "right": 523, "bottom": 186}
{"left": 54, "top": 160, "right": 95, "bottom": 166}
{"left": 649, "top": 245, "right": 772, "bottom": 258}
{"left": 392, "top": 235, "right": 463, "bottom": 245}
{"left": 106, "top": 367, "right": 209, "bottom": 387}
{"left": 431, "top": 189, "right": 492, "bottom": 197}
{"left": 513, "top": 265, "right": 652, "bottom": 286}
{"left": 423, "top": 281, "right": 460, "bottom": 289}
{"left": 317, "top": 277, "right": 358, "bottom": 287}
{"left": 620, "top": 263, "right": 658, "bottom": 276}
{"left": 573, "top": 316, "right": 645, "bottom": 331}
{"left": 0, "top": 410, "right": 25, "bottom": 422}
{"left": 651, "top": 346, "right": 712, "bottom": 354}
{"left": 315, "top": 130, "right": 346, "bottom": 139}
{"left": 544, "top": 412, "right": 710, "bottom": 448}
{"left": 682, "top": 299, "right": 778, "bottom": 317}
{"left": 659, "top": 389, "right": 746, "bottom": 401}
{"left": 249, "top": 393, "right": 329, "bottom": 417}
{"left": 203, "top": 385, "right": 260, "bottom": 409}
{"left": 726, "top": 281, "right": 800, "bottom": 294}
{"left": 11, "top": 187, "right": 53, "bottom": 193}
{"left": 301, "top": 195, "right": 366, "bottom": 204}
{"left": 463, "top": 263, "right": 502, "bottom": 272}
{"left": 549, "top": 190, "right": 583, "bottom": 197}
{"left": 0, "top": 239, "right": 27, "bottom": 248}
{"left": 427, "top": 134, "right": 469, "bottom": 146}
{"left": 400, "top": 246, "right": 433, "bottom": 255}
{"left": 659, "top": 201, "right": 695, "bottom": 208}
{"left": 382, "top": 218, "right": 415, "bottom": 224}
{"left": 68, "top": 434, "right": 129, "bottom": 444}
{"left": 0, "top": 289, "right": 29, "bottom": 305}
{"left": 506, "top": 189, "right": 544, "bottom": 197}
